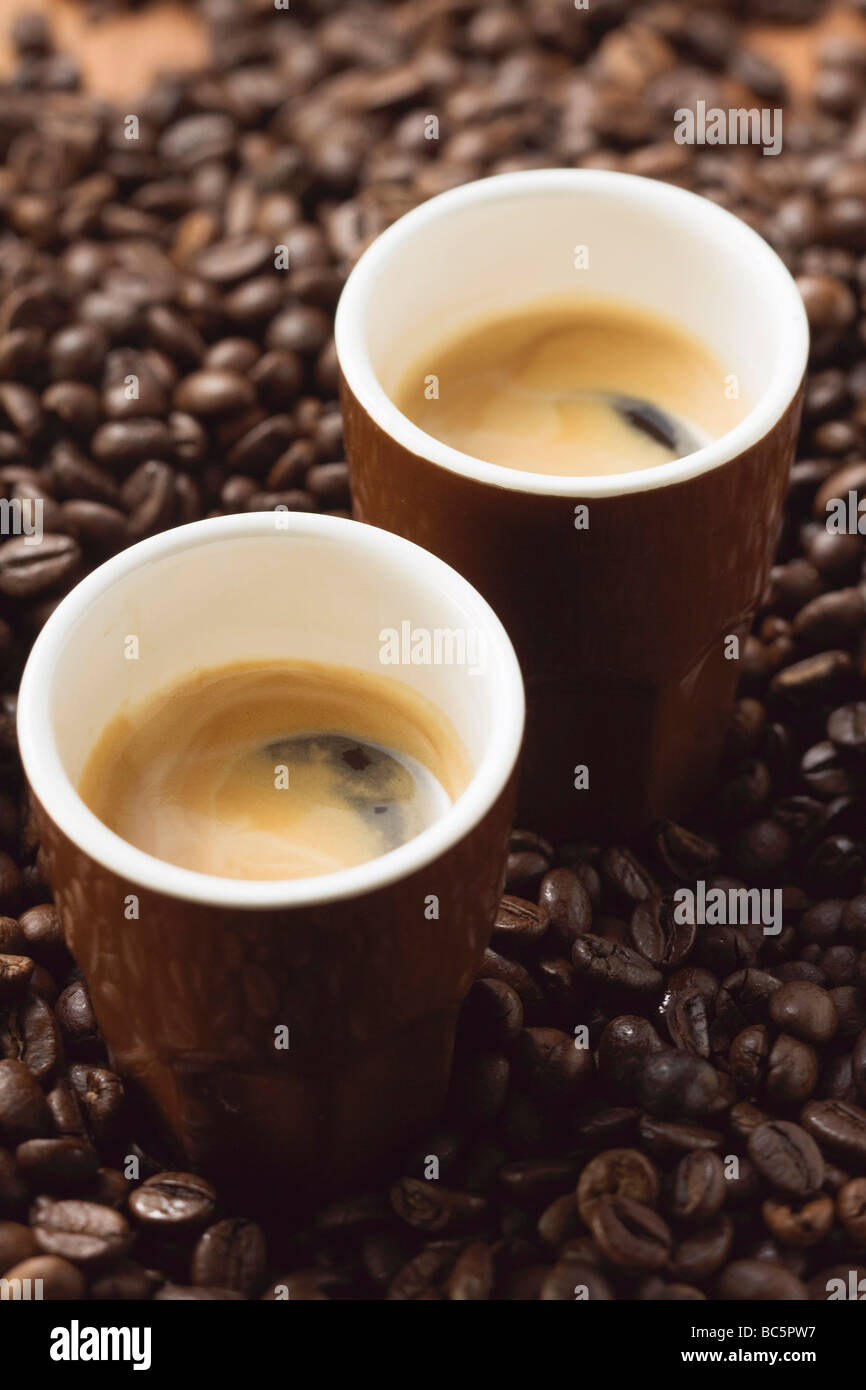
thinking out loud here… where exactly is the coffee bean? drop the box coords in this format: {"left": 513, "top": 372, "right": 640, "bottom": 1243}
{"left": 514, "top": 1027, "right": 593, "bottom": 1106}
{"left": 653, "top": 822, "right": 719, "bottom": 880}
{"left": 67, "top": 1064, "right": 124, "bottom": 1140}
{"left": 390, "top": 1179, "right": 486, "bottom": 1235}
{"left": 716, "top": 1258, "right": 807, "bottom": 1300}
{"left": 600, "top": 847, "right": 659, "bottom": 904}
{"left": 636, "top": 1051, "right": 720, "bottom": 1117}
{"left": 748, "top": 1121, "right": 825, "bottom": 1196}
{"left": 769, "top": 981, "right": 839, "bottom": 1043}
{"left": 191, "top": 1218, "right": 266, "bottom": 1297}
{"left": 801, "top": 1098, "right": 866, "bottom": 1166}
{"left": 588, "top": 1195, "right": 672, "bottom": 1269}
{"left": 576, "top": 1149, "right": 659, "bottom": 1225}
{"left": 668, "top": 1215, "right": 734, "bottom": 1281}
{"left": 764, "top": 1190, "right": 835, "bottom": 1247}
{"left": 0, "top": 534, "right": 80, "bottom": 598}
{"left": 0, "top": 1059, "right": 50, "bottom": 1143}
{"left": 458, "top": 979, "right": 523, "bottom": 1049}
{"left": 15, "top": 1138, "right": 98, "bottom": 1194}
{"left": 0, "top": 954, "right": 33, "bottom": 1001}
{"left": 31, "top": 1198, "right": 132, "bottom": 1267}
{"left": 766, "top": 1033, "right": 820, "bottom": 1108}
{"left": 572, "top": 936, "right": 662, "bottom": 994}
{"left": 668, "top": 1151, "right": 725, "bottom": 1225}
{"left": 538, "top": 868, "right": 592, "bottom": 948}
{"left": 128, "top": 1172, "right": 216, "bottom": 1229}
{"left": 2, "top": 1252, "right": 85, "bottom": 1299}
{"left": 630, "top": 896, "right": 696, "bottom": 969}
{"left": 491, "top": 896, "right": 549, "bottom": 954}
{"left": 479, "top": 948, "right": 544, "bottom": 1016}
{"left": 837, "top": 1176, "right": 866, "bottom": 1243}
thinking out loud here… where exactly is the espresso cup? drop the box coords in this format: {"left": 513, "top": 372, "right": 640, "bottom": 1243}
{"left": 17, "top": 512, "right": 524, "bottom": 1201}
{"left": 336, "top": 169, "right": 810, "bottom": 839}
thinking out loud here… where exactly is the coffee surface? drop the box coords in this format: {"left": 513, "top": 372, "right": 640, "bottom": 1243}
{"left": 78, "top": 660, "right": 471, "bottom": 880}
{"left": 394, "top": 298, "right": 746, "bottom": 476}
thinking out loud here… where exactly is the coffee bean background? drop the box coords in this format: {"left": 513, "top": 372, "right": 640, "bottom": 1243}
{"left": 2, "top": 0, "right": 866, "bottom": 1300}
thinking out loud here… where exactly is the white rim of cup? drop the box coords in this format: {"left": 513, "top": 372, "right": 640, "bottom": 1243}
{"left": 17, "top": 513, "right": 526, "bottom": 910}
{"left": 335, "top": 168, "right": 810, "bottom": 499}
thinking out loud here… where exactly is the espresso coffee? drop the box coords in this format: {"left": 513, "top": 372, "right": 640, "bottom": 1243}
{"left": 78, "top": 660, "right": 471, "bottom": 880}
{"left": 394, "top": 298, "right": 746, "bottom": 476}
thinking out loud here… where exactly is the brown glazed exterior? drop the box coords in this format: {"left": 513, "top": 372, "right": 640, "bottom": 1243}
{"left": 33, "top": 770, "right": 517, "bottom": 1205}
{"left": 342, "top": 379, "right": 804, "bottom": 839}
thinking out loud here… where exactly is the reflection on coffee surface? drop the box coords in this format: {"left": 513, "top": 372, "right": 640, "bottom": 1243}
{"left": 394, "top": 297, "right": 746, "bottom": 476}
{"left": 78, "top": 660, "right": 472, "bottom": 880}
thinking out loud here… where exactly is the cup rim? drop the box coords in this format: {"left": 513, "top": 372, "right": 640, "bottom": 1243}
{"left": 335, "top": 168, "right": 809, "bottom": 499}
{"left": 17, "top": 513, "right": 525, "bottom": 910}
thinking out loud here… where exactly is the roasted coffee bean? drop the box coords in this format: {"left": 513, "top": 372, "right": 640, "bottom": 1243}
{"left": 668, "top": 1215, "right": 733, "bottom": 1281}
{"left": 572, "top": 936, "right": 662, "bottom": 994}
{"left": 597, "top": 1015, "right": 667, "bottom": 1097}
{"left": 766, "top": 1033, "right": 820, "bottom": 1108}
{"left": 801, "top": 1098, "right": 866, "bottom": 1166}
{"left": 630, "top": 896, "right": 696, "bottom": 969}
{"left": 54, "top": 979, "right": 99, "bottom": 1052}
{"left": 762, "top": 1192, "right": 835, "bottom": 1247}
{"left": 17, "top": 904, "right": 65, "bottom": 969}
{"left": 478, "top": 949, "right": 544, "bottom": 1015}
{"left": 663, "top": 987, "right": 712, "bottom": 1058}
{"left": 0, "top": 1218, "right": 37, "bottom": 1272}
{"left": 537, "top": 1193, "right": 580, "bottom": 1248}
{"left": 837, "top": 1176, "right": 866, "bottom": 1243}
{"left": 0, "top": 534, "right": 80, "bottom": 598}
{"left": 716, "top": 1258, "right": 807, "bottom": 1300}
{"left": 444, "top": 1241, "right": 495, "bottom": 1300}
{"left": 653, "top": 822, "right": 719, "bottom": 880}
{"left": 636, "top": 1050, "right": 720, "bottom": 1118}
{"left": 458, "top": 979, "right": 523, "bottom": 1049}
{"left": 668, "top": 1151, "right": 725, "bottom": 1226}
{"left": 600, "top": 847, "right": 659, "bottom": 904}
{"left": 769, "top": 981, "right": 838, "bottom": 1043}
{"left": 0, "top": 1058, "right": 50, "bottom": 1143}
{"left": 588, "top": 1195, "right": 672, "bottom": 1269}
{"left": 491, "top": 896, "right": 549, "bottom": 954}
{"left": 128, "top": 1172, "right": 216, "bottom": 1229}
{"left": 390, "top": 1179, "right": 486, "bottom": 1235}
{"left": 748, "top": 1120, "right": 825, "bottom": 1196}
{"left": 31, "top": 1198, "right": 132, "bottom": 1267}
{"left": 15, "top": 1138, "right": 98, "bottom": 1195}
{"left": 576, "top": 1149, "right": 659, "bottom": 1225}
{"left": 67, "top": 1064, "right": 124, "bottom": 1140}
{"left": 0, "top": 954, "right": 33, "bottom": 1001}
{"left": 514, "top": 1028, "right": 593, "bottom": 1106}
{"left": 191, "top": 1218, "right": 267, "bottom": 1297}
{"left": 2, "top": 1253, "right": 85, "bottom": 1299}
{"left": 538, "top": 868, "right": 592, "bottom": 947}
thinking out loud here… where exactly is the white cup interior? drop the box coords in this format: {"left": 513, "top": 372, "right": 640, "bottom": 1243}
{"left": 17, "top": 513, "right": 524, "bottom": 908}
{"left": 336, "top": 169, "right": 809, "bottom": 497}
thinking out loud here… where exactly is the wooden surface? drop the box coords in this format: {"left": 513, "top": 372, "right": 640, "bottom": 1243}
{"left": 0, "top": 0, "right": 209, "bottom": 100}
{"left": 0, "top": 1, "right": 862, "bottom": 102}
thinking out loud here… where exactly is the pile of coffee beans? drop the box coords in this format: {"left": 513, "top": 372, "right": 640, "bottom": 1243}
{"left": 2, "top": 0, "right": 866, "bottom": 1299}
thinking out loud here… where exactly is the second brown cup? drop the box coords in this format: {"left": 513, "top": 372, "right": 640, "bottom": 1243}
{"left": 336, "top": 170, "right": 809, "bottom": 839}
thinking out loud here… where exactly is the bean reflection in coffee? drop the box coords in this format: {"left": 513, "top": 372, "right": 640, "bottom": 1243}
{"left": 78, "top": 660, "right": 472, "bottom": 879}
{"left": 393, "top": 297, "right": 746, "bottom": 477}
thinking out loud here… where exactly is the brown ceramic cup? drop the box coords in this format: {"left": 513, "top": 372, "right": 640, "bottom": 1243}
{"left": 17, "top": 512, "right": 524, "bottom": 1201}
{"left": 336, "top": 169, "right": 810, "bottom": 839}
